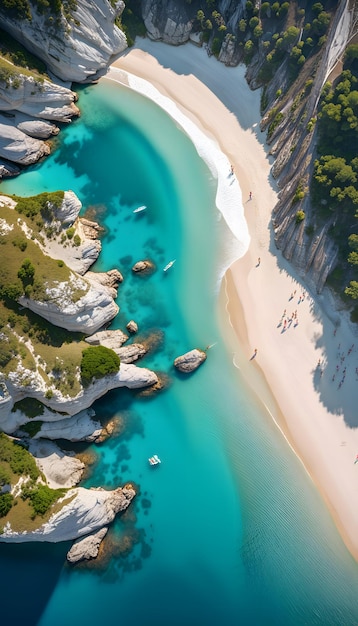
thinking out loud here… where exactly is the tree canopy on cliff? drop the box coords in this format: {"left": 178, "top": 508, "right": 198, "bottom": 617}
{"left": 312, "top": 51, "right": 358, "bottom": 320}
{"left": 80, "top": 346, "right": 120, "bottom": 387}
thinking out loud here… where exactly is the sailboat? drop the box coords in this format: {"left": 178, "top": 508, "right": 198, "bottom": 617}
{"left": 163, "top": 259, "right": 176, "bottom": 272}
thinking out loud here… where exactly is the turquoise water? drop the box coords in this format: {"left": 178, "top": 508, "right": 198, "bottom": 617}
{"left": 1, "top": 78, "right": 358, "bottom": 626}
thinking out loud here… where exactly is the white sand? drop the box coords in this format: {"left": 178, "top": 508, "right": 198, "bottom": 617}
{"left": 108, "top": 39, "right": 358, "bottom": 560}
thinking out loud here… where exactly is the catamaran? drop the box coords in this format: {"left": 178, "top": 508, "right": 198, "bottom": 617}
{"left": 163, "top": 259, "right": 176, "bottom": 272}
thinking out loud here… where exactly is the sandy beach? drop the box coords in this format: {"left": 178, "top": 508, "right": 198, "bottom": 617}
{"left": 109, "top": 39, "right": 358, "bottom": 560}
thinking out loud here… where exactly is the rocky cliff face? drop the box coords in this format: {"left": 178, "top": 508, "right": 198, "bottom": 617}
{"left": 142, "top": 0, "right": 194, "bottom": 44}
{"left": 0, "top": 0, "right": 127, "bottom": 175}
{"left": 0, "top": 484, "right": 135, "bottom": 543}
{"left": 0, "top": 361, "right": 158, "bottom": 434}
{"left": 138, "top": 0, "right": 355, "bottom": 297}
{"left": 0, "top": 73, "right": 80, "bottom": 171}
{"left": 257, "top": 0, "right": 354, "bottom": 294}
{"left": 0, "top": 0, "right": 127, "bottom": 84}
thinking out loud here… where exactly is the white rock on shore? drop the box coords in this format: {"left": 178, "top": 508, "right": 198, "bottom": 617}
{"left": 0, "top": 485, "right": 135, "bottom": 543}
{"left": 28, "top": 439, "right": 85, "bottom": 489}
{"left": 18, "top": 278, "right": 119, "bottom": 334}
{"left": 0, "top": 121, "right": 50, "bottom": 165}
{"left": 0, "top": 0, "right": 127, "bottom": 84}
{"left": 67, "top": 527, "right": 108, "bottom": 563}
{"left": 0, "top": 75, "right": 79, "bottom": 121}
{"left": 29, "top": 409, "right": 103, "bottom": 443}
{"left": 0, "top": 362, "right": 158, "bottom": 433}
{"left": 174, "top": 348, "right": 207, "bottom": 372}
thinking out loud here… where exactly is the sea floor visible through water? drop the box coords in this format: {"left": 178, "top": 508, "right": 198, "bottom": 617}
{"left": 0, "top": 78, "right": 358, "bottom": 626}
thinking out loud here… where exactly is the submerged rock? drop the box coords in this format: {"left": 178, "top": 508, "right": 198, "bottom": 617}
{"left": 174, "top": 348, "right": 207, "bottom": 373}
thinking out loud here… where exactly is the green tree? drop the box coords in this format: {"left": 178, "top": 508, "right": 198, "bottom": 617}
{"left": 0, "top": 492, "right": 13, "bottom": 517}
{"left": 18, "top": 258, "right": 35, "bottom": 285}
{"left": 345, "top": 281, "right": 358, "bottom": 300}
{"left": 80, "top": 346, "right": 120, "bottom": 387}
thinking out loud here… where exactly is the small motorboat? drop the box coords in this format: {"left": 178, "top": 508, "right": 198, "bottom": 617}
{"left": 163, "top": 259, "right": 176, "bottom": 272}
{"left": 148, "top": 454, "right": 161, "bottom": 466}
{"left": 133, "top": 205, "right": 147, "bottom": 213}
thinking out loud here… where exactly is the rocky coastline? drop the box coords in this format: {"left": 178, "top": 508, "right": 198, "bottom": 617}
{"left": 0, "top": 0, "right": 356, "bottom": 563}
{"left": 0, "top": 188, "right": 158, "bottom": 561}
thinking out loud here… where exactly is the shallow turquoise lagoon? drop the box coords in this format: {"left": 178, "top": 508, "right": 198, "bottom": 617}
{"left": 1, "top": 79, "right": 358, "bottom": 626}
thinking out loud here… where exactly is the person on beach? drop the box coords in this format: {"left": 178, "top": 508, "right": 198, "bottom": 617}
{"left": 249, "top": 191, "right": 252, "bottom": 200}
{"left": 230, "top": 164, "right": 234, "bottom": 176}
{"left": 257, "top": 257, "right": 261, "bottom": 266}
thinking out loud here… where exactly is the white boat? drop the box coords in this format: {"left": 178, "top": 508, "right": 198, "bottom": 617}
{"left": 133, "top": 205, "right": 147, "bottom": 213}
{"left": 148, "top": 454, "right": 161, "bottom": 466}
{"left": 163, "top": 259, "right": 176, "bottom": 272}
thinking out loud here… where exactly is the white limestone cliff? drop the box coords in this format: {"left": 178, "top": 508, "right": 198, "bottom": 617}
{"left": 0, "top": 485, "right": 135, "bottom": 543}
{"left": 0, "top": 0, "right": 127, "bottom": 84}
{"left": 0, "top": 120, "right": 50, "bottom": 165}
{"left": 28, "top": 439, "right": 85, "bottom": 488}
{"left": 0, "top": 362, "right": 158, "bottom": 434}
{"left": 0, "top": 75, "right": 79, "bottom": 122}
{"left": 28, "top": 409, "right": 103, "bottom": 443}
{"left": 18, "top": 276, "right": 119, "bottom": 334}
{"left": 66, "top": 527, "right": 108, "bottom": 563}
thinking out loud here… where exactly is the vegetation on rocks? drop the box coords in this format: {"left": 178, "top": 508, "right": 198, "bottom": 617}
{"left": 80, "top": 346, "right": 120, "bottom": 387}
{"left": 0, "top": 433, "right": 67, "bottom": 526}
{"left": 311, "top": 49, "right": 358, "bottom": 319}
{"left": 0, "top": 0, "right": 77, "bottom": 23}
{"left": 0, "top": 26, "right": 48, "bottom": 82}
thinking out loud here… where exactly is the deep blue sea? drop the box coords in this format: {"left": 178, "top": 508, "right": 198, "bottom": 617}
{"left": 1, "top": 74, "right": 358, "bottom": 626}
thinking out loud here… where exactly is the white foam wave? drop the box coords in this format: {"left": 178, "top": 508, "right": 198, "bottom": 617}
{"left": 110, "top": 67, "right": 250, "bottom": 275}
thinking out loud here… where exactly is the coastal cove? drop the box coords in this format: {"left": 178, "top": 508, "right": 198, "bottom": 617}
{"left": 0, "top": 40, "right": 358, "bottom": 626}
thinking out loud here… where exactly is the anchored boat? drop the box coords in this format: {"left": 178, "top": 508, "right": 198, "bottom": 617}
{"left": 148, "top": 454, "right": 161, "bottom": 466}
{"left": 163, "top": 259, "right": 176, "bottom": 272}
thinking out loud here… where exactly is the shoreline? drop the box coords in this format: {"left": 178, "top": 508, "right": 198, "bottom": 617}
{"left": 109, "top": 40, "right": 358, "bottom": 561}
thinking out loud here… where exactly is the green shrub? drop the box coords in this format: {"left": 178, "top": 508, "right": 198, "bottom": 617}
{"left": 0, "top": 432, "right": 40, "bottom": 481}
{"left": 18, "top": 258, "right": 35, "bottom": 285}
{"left": 295, "top": 210, "right": 305, "bottom": 224}
{"left": 0, "top": 466, "right": 11, "bottom": 487}
{"left": 20, "top": 421, "right": 43, "bottom": 438}
{"left": 73, "top": 234, "right": 81, "bottom": 247}
{"left": 66, "top": 226, "right": 75, "bottom": 239}
{"left": 0, "top": 493, "right": 13, "bottom": 518}
{"left": 22, "top": 484, "right": 66, "bottom": 518}
{"left": 80, "top": 346, "right": 120, "bottom": 387}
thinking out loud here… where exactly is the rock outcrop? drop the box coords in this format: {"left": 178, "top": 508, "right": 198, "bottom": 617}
{"left": 85, "top": 328, "right": 146, "bottom": 363}
{"left": 142, "top": 0, "right": 194, "bottom": 45}
{"left": 27, "top": 409, "right": 103, "bottom": 443}
{"left": 126, "top": 320, "right": 138, "bottom": 334}
{"left": 0, "top": 76, "right": 79, "bottom": 122}
{"left": 67, "top": 527, "right": 108, "bottom": 563}
{"left": 0, "top": 362, "right": 158, "bottom": 434}
{"left": 18, "top": 275, "right": 119, "bottom": 334}
{"left": 0, "top": 120, "right": 50, "bottom": 165}
{"left": 132, "top": 259, "right": 155, "bottom": 274}
{"left": 174, "top": 348, "right": 207, "bottom": 373}
{"left": 0, "top": 485, "right": 135, "bottom": 544}
{"left": 85, "top": 329, "right": 129, "bottom": 349}
{"left": 0, "top": 0, "right": 127, "bottom": 84}
{"left": 28, "top": 439, "right": 85, "bottom": 488}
